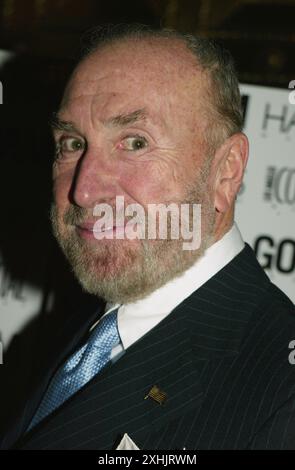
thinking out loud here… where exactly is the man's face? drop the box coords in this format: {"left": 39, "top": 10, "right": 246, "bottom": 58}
{"left": 51, "top": 38, "right": 217, "bottom": 303}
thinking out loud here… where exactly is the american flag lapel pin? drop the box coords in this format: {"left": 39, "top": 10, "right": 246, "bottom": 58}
{"left": 144, "top": 385, "right": 167, "bottom": 405}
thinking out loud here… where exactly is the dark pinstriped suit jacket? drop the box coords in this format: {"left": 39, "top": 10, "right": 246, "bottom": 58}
{"left": 2, "top": 243, "right": 295, "bottom": 449}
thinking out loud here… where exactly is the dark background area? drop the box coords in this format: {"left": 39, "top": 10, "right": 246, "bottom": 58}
{"left": 0, "top": 0, "right": 294, "bottom": 435}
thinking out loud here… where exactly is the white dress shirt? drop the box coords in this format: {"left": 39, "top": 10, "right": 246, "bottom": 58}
{"left": 89, "top": 222, "right": 245, "bottom": 360}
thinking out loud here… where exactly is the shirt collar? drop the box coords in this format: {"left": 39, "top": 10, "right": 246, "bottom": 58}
{"left": 99, "top": 222, "right": 244, "bottom": 350}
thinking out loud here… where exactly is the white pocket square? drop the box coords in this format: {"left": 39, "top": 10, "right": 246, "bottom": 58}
{"left": 116, "top": 433, "right": 140, "bottom": 450}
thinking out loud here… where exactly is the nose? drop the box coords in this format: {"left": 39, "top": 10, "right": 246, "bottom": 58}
{"left": 70, "top": 148, "right": 119, "bottom": 208}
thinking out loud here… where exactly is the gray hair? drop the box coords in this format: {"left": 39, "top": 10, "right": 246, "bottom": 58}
{"left": 80, "top": 24, "right": 243, "bottom": 153}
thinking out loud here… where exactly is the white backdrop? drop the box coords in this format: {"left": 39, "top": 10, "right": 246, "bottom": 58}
{"left": 0, "top": 78, "right": 294, "bottom": 351}
{"left": 237, "top": 84, "right": 295, "bottom": 303}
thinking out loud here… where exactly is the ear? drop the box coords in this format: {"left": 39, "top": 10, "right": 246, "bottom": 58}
{"left": 212, "top": 132, "right": 249, "bottom": 213}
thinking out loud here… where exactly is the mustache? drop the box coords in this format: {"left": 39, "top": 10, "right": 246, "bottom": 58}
{"left": 52, "top": 203, "right": 144, "bottom": 226}
{"left": 51, "top": 197, "right": 207, "bottom": 225}
{"left": 50, "top": 204, "right": 89, "bottom": 226}
{"left": 64, "top": 205, "right": 89, "bottom": 225}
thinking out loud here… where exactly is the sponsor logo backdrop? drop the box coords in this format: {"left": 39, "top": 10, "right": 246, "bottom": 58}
{"left": 237, "top": 84, "right": 295, "bottom": 303}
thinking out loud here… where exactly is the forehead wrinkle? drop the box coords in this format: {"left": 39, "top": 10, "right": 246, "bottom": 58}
{"left": 60, "top": 39, "right": 207, "bottom": 139}
{"left": 87, "top": 92, "right": 168, "bottom": 133}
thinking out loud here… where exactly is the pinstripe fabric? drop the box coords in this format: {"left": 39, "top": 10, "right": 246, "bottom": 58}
{"left": 27, "top": 309, "right": 120, "bottom": 431}
{"left": 2, "top": 244, "right": 295, "bottom": 449}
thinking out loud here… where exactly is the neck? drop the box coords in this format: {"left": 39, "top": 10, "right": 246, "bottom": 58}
{"left": 213, "top": 207, "right": 234, "bottom": 244}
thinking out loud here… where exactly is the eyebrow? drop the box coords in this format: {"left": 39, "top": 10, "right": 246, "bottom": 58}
{"left": 103, "top": 108, "right": 147, "bottom": 127}
{"left": 50, "top": 114, "right": 81, "bottom": 134}
{"left": 50, "top": 108, "right": 148, "bottom": 133}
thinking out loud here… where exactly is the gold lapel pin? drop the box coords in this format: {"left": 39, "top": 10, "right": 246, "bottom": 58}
{"left": 144, "top": 385, "right": 167, "bottom": 405}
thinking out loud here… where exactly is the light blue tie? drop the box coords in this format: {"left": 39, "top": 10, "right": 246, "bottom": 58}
{"left": 28, "top": 309, "right": 120, "bottom": 431}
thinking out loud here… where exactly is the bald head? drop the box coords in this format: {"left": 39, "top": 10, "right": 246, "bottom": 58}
{"left": 75, "top": 25, "right": 243, "bottom": 152}
{"left": 60, "top": 35, "right": 213, "bottom": 175}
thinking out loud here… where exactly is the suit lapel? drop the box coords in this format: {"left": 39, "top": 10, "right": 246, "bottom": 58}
{"left": 16, "top": 244, "right": 270, "bottom": 449}
{"left": 17, "top": 296, "right": 206, "bottom": 449}
{"left": 2, "top": 295, "right": 106, "bottom": 449}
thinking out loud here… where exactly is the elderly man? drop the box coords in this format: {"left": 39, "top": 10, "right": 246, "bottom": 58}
{"left": 2, "top": 25, "right": 295, "bottom": 450}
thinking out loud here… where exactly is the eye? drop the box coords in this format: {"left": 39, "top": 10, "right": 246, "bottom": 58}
{"left": 56, "top": 136, "right": 85, "bottom": 157}
{"left": 119, "top": 135, "right": 148, "bottom": 152}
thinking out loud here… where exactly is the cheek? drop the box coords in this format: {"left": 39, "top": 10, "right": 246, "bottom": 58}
{"left": 118, "top": 158, "right": 185, "bottom": 205}
{"left": 52, "top": 166, "right": 74, "bottom": 210}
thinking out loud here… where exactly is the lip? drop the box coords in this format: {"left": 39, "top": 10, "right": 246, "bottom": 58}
{"left": 77, "top": 221, "right": 101, "bottom": 231}
{"left": 76, "top": 220, "right": 143, "bottom": 240}
{"left": 76, "top": 222, "right": 127, "bottom": 240}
